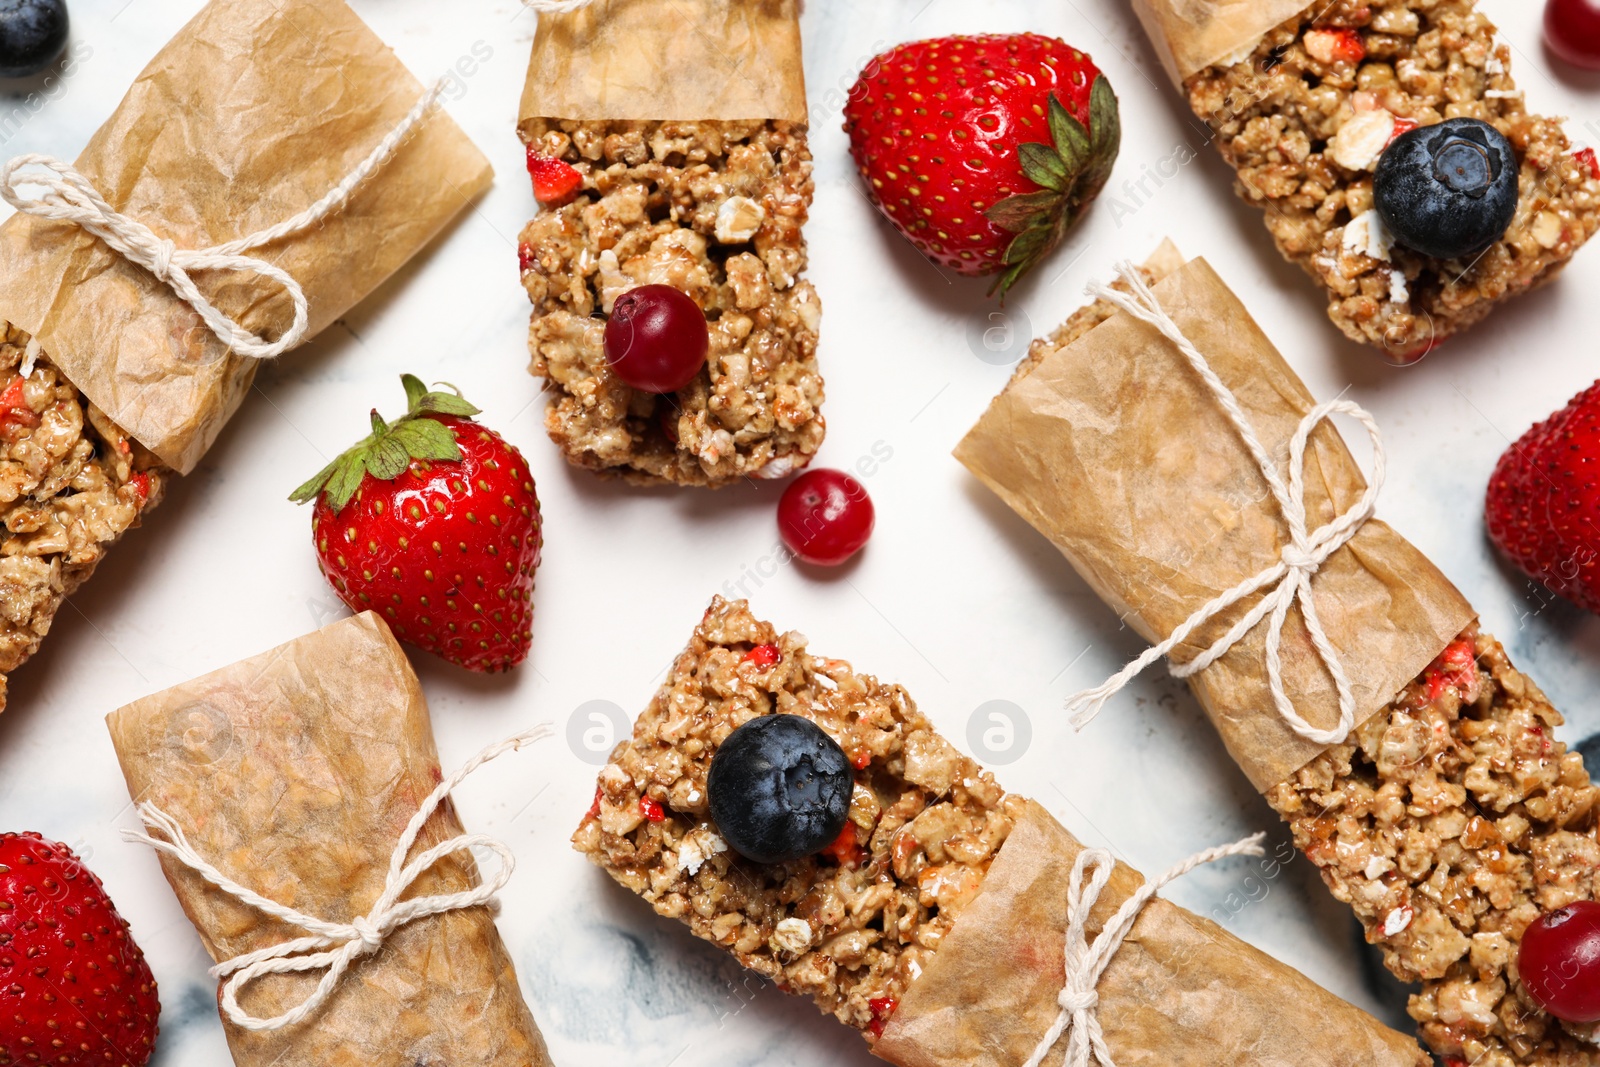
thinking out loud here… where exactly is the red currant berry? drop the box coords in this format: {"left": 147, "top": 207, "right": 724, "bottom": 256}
{"left": 604, "top": 285, "right": 709, "bottom": 394}
{"left": 1519, "top": 901, "right": 1600, "bottom": 1021}
{"left": 778, "top": 469, "right": 875, "bottom": 566}
{"left": 1546, "top": 0, "right": 1600, "bottom": 69}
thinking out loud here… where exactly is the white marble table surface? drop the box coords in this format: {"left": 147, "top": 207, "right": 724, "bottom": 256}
{"left": 1, "top": 0, "right": 1597, "bottom": 1063}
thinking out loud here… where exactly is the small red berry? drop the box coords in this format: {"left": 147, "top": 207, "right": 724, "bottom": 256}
{"left": 1519, "top": 901, "right": 1600, "bottom": 1021}
{"left": 1546, "top": 0, "right": 1600, "bottom": 70}
{"left": 604, "top": 285, "right": 709, "bottom": 394}
{"left": 778, "top": 469, "right": 875, "bottom": 567}
{"left": 640, "top": 795, "right": 666, "bottom": 822}
{"left": 526, "top": 148, "right": 583, "bottom": 206}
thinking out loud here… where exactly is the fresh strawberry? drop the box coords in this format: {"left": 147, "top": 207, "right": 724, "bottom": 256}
{"left": 526, "top": 147, "right": 582, "bottom": 207}
{"left": 843, "top": 33, "right": 1120, "bottom": 296}
{"left": 1486, "top": 381, "right": 1600, "bottom": 613}
{"left": 0, "top": 833, "right": 159, "bottom": 1067}
{"left": 291, "top": 375, "right": 543, "bottom": 672}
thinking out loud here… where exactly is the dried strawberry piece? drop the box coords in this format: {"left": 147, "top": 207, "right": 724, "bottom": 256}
{"left": 639, "top": 795, "right": 666, "bottom": 822}
{"left": 0, "top": 377, "right": 38, "bottom": 429}
{"left": 743, "top": 643, "right": 781, "bottom": 667}
{"left": 867, "top": 996, "right": 898, "bottom": 1038}
{"left": 1579, "top": 147, "right": 1600, "bottom": 182}
{"left": 1305, "top": 27, "right": 1366, "bottom": 64}
{"left": 129, "top": 471, "right": 151, "bottom": 504}
{"left": 518, "top": 242, "right": 536, "bottom": 273}
{"left": 586, "top": 785, "right": 603, "bottom": 820}
{"left": 1386, "top": 116, "right": 1419, "bottom": 147}
{"left": 1423, "top": 638, "right": 1480, "bottom": 704}
{"left": 852, "top": 749, "right": 872, "bottom": 771}
{"left": 526, "top": 147, "right": 582, "bottom": 206}
{"left": 821, "top": 823, "right": 863, "bottom": 869}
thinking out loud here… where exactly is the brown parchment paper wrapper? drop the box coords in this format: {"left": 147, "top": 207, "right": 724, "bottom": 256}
{"left": 876, "top": 801, "right": 1428, "bottom": 1066}
{"left": 0, "top": 0, "right": 494, "bottom": 475}
{"left": 105, "top": 612, "right": 552, "bottom": 1067}
{"left": 955, "top": 254, "right": 1475, "bottom": 792}
{"left": 1132, "top": 0, "right": 1312, "bottom": 85}
{"left": 519, "top": 0, "right": 806, "bottom": 129}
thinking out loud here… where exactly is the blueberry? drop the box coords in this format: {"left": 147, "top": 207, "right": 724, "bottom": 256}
{"left": 0, "top": 0, "right": 67, "bottom": 80}
{"left": 707, "top": 714, "right": 852, "bottom": 865}
{"left": 1374, "top": 117, "right": 1519, "bottom": 261}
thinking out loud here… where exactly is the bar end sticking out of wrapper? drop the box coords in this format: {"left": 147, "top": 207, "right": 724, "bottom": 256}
{"left": 520, "top": 0, "right": 808, "bottom": 128}
{"left": 955, "top": 247, "right": 1475, "bottom": 792}
{"left": 105, "top": 612, "right": 553, "bottom": 1067}
{"left": 1131, "top": 0, "right": 1316, "bottom": 86}
{"left": 0, "top": 0, "right": 494, "bottom": 475}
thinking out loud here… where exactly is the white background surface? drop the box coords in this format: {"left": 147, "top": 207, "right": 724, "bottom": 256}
{"left": 2, "top": 0, "right": 1599, "bottom": 1063}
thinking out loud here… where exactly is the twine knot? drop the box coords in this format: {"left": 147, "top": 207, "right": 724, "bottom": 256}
{"left": 122, "top": 724, "right": 551, "bottom": 1032}
{"left": 1023, "top": 833, "right": 1266, "bottom": 1067}
{"left": 0, "top": 77, "right": 449, "bottom": 363}
{"left": 1064, "top": 262, "right": 1386, "bottom": 748}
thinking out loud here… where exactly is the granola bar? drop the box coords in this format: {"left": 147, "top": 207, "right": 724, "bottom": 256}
{"left": 572, "top": 596, "right": 1024, "bottom": 1037}
{"left": 519, "top": 120, "right": 825, "bottom": 488}
{"left": 0, "top": 322, "right": 166, "bottom": 712}
{"left": 1268, "top": 629, "right": 1600, "bottom": 1066}
{"left": 1179, "top": 0, "right": 1600, "bottom": 356}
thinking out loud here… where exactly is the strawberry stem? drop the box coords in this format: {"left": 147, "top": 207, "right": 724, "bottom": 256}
{"left": 289, "top": 376, "right": 483, "bottom": 513}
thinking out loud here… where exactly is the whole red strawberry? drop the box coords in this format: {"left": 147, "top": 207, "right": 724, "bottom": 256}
{"left": 291, "top": 376, "right": 543, "bottom": 672}
{"left": 843, "top": 33, "right": 1120, "bottom": 296}
{"left": 0, "top": 833, "right": 159, "bottom": 1067}
{"left": 1486, "top": 381, "right": 1600, "bottom": 612}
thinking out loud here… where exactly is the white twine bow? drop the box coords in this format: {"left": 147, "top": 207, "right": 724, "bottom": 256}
{"left": 121, "top": 724, "right": 551, "bottom": 1032}
{"left": 0, "top": 77, "right": 450, "bottom": 362}
{"left": 1063, "top": 262, "right": 1385, "bottom": 748}
{"left": 1023, "top": 832, "right": 1266, "bottom": 1067}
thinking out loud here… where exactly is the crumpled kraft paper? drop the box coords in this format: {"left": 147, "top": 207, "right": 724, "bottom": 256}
{"left": 876, "top": 801, "right": 1429, "bottom": 1066}
{"left": 0, "top": 0, "right": 494, "bottom": 475}
{"left": 1132, "top": 0, "right": 1311, "bottom": 85}
{"left": 106, "top": 612, "right": 552, "bottom": 1067}
{"left": 955, "top": 253, "right": 1475, "bottom": 791}
{"left": 519, "top": 0, "right": 807, "bottom": 129}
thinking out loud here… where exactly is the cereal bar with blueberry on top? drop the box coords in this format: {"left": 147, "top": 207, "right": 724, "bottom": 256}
{"left": 0, "top": 323, "right": 165, "bottom": 713}
{"left": 519, "top": 121, "right": 824, "bottom": 487}
{"left": 1179, "top": 0, "right": 1600, "bottom": 358}
{"left": 571, "top": 596, "right": 1024, "bottom": 1039}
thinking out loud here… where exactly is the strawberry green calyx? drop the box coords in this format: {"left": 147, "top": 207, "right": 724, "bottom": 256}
{"left": 290, "top": 374, "right": 482, "bottom": 513}
{"left": 985, "top": 75, "right": 1121, "bottom": 297}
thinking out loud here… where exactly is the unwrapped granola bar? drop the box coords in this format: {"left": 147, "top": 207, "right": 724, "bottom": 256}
{"left": 573, "top": 595, "right": 1432, "bottom": 1065}
{"left": 1134, "top": 0, "right": 1600, "bottom": 358}
{"left": 0, "top": 0, "right": 493, "bottom": 711}
{"left": 106, "top": 611, "right": 553, "bottom": 1067}
{"left": 517, "top": 0, "right": 824, "bottom": 487}
{"left": 959, "top": 250, "right": 1600, "bottom": 1065}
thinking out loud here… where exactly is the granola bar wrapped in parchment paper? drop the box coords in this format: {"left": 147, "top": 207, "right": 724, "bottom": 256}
{"left": 517, "top": 0, "right": 825, "bottom": 487}
{"left": 574, "top": 596, "right": 1428, "bottom": 1066}
{"left": 106, "top": 612, "right": 552, "bottom": 1067}
{"left": 958, "top": 250, "right": 1600, "bottom": 1064}
{"left": 877, "top": 802, "right": 1429, "bottom": 1066}
{"left": 0, "top": 0, "right": 492, "bottom": 713}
